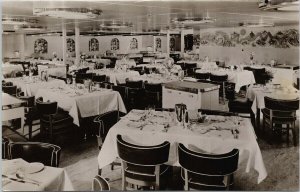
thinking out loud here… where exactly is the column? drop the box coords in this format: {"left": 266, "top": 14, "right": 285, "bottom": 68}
{"left": 166, "top": 30, "right": 170, "bottom": 56}
{"left": 153, "top": 36, "right": 156, "bottom": 52}
{"left": 75, "top": 22, "right": 80, "bottom": 66}
{"left": 62, "top": 22, "right": 67, "bottom": 66}
{"left": 180, "top": 30, "right": 185, "bottom": 53}
{"left": 20, "top": 33, "right": 25, "bottom": 60}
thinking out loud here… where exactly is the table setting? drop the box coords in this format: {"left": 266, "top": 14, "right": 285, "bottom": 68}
{"left": 2, "top": 158, "right": 74, "bottom": 191}
{"left": 98, "top": 108, "right": 267, "bottom": 184}
{"left": 35, "top": 84, "right": 127, "bottom": 126}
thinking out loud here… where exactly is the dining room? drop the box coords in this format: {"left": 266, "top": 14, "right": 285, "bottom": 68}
{"left": 1, "top": 0, "right": 300, "bottom": 191}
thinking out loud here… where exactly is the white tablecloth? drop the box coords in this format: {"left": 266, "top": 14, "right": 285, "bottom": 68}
{"left": 47, "top": 67, "right": 67, "bottom": 78}
{"left": 178, "top": 60, "right": 218, "bottom": 69}
{"left": 35, "top": 86, "right": 127, "bottom": 126}
{"left": 98, "top": 110, "right": 267, "bottom": 184}
{"left": 115, "top": 60, "right": 136, "bottom": 69}
{"left": 9, "top": 77, "right": 66, "bottom": 96}
{"left": 196, "top": 69, "right": 256, "bottom": 92}
{"left": 87, "top": 69, "right": 140, "bottom": 85}
{"left": 132, "top": 74, "right": 179, "bottom": 84}
{"left": 86, "top": 58, "right": 111, "bottom": 66}
{"left": 246, "top": 84, "right": 299, "bottom": 115}
{"left": 2, "top": 63, "right": 23, "bottom": 77}
{"left": 2, "top": 158, "right": 74, "bottom": 191}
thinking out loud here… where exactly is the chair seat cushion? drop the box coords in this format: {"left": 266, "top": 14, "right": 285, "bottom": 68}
{"left": 262, "top": 108, "right": 296, "bottom": 122}
{"left": 41, "top": 109, "right": 73, "bottom": 126}
{"left": 125, "top": 163, "right": 170, "bottom": 182}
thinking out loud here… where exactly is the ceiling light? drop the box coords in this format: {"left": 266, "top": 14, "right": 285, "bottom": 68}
{"left": 100, "top": 21, "right": 133, "bottom": 29}
{"left": 21, "top": 25, "right": 46, "bottom": 31}
{"left": 33, "top": 8, "right": 102, "bottom": 19}
{"left": 172, "top": 17, "right": 216, "bottom": 25}
{"left": 2, "top": 17, "right": 38, "bottom": 25}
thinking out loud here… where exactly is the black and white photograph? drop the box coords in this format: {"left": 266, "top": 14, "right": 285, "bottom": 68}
{"left": 1, "top": 0, "right": 299, "bottom": 191}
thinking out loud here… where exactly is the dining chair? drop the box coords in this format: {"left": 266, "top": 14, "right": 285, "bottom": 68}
{"left": 117, "top": 135, "right": 171, "bottom": 190}
{"left": 92, "top": 75, "right": 107, "bottom": 83}
{"left": 154, "top": 108, "right": 175, "bottom": 112}
{"left": 17, "top": 92, "right": 40, "bottom": 140}
{"left": 8, "top": 142, "right": 61, "bottom": 167}
{"left": 126, "top": 80, "right": 143, "bottom": 89}
{"left": 2, "top": 137, "right": 9, "bottom": 159}
{"left": 76, "top": 73, "right": 94, "bottom": 84}
{"left": 178, "top": 143, "right": 239, "bottom": 190}
{"left": 262, "top": 96, "right": 299, "bottom": 146}
{"left": 127, "top": 87, "right": 145, "bottom": 110}
{"left": 210, "top": 74, "right": 228, "bottom": 102}
{"left": 132, "top": 66, "right": 144, "bottom": 75}
{"left": 185, "top": 63, "right": 197, "bottom": 77}
{"left": 198, "top": 109, "right": 237, "bottom": 116}
{"left": 112, "top": 85, "right": 128, "bottom": 106}
{"left": 92, "top": 175, "right": 110, "bottom": 191}
{"left": 195, "top": 72, "right": 210, "bottom": 80}
{"left": 144, "top": 83, "right": 162, "bottom": 109}
{"left": 3, "top": 85, "right": 18, "bottom": 96}
{"left": 36, "top": 97, "right": 74, "bottom": 144}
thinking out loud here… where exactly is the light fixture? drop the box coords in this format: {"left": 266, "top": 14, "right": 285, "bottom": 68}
{"left": 33, "top": 8, "right": 102, "bottom": 19}
{"left": 240, "top": 17, "right": 274, "bottom": 27}
{"left": 172, "top": 16, "right": 216, "bottom": 25}
{"left": 21, "top": 25, "right": 46, "bottom": 31}
{"left": 2, "top": 17, "right": 38, "bottom": 25}
{"left": 259, "top": 0, "right": 299, "bottom": 10}
{"left": 99, "top": 21, "right": 133, "bottom": 29}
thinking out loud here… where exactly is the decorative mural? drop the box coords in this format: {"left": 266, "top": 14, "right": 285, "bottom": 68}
{"left": 194, "top": 29, "right": 299, "bottom": 48}
{"left": 89, "top": 38, "right": 99, "bottom": 51}
{"left": 67, "top": 38, "right": 75, "bottom": 52}
{"left": 130, "top": 38, "right": 138, "bottom": 49}
{"left": 111, "top": 38, "right": 120, "bottom": 50}
{"left": 34, "top": 38, "right": 48, "bottom": 54}
{"left": 170, "top": 37, "right": 176, "bottom": 51}
{"left": 156, "top": 38, "right": 162, "bottom": 50}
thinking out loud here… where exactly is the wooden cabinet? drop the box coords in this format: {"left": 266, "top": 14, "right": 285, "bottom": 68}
{"left": 162, "top": 81, "right": 219, "bottom": 110}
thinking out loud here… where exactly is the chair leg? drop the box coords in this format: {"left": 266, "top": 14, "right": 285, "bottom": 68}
{"left": 28, "top": 121, "right": 33, "bottom": 141}
{"left": 292, "top": 122, "right": 297, "bottom": 146}
{"left": 121, "top": 161, "right": 126, "bottom": 191}
{"left": 287, "top": 124, "right": 290, "bottom": 147}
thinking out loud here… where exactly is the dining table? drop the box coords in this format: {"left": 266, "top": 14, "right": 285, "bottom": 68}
{"left": 131, "top": 73, "right": 179, "bottom": 84}
{"left": 195, "top": 68, "right": 256, "bottom": 92}
{"left": 2, "top": 93, "right": 25, "bottom": 129}
{"left": 97, "top": 109, "right": 267, "bottom": 184}
{"left": 35, "top": 85, "right": 127, "bottom": 126}
{"left": 87, "top": 68, "right": 140, "bottom": 85}
{"left": 2, "top": 158, "right": 74, "bottom": 191}
{"left": 115, "top": 59, "right": 136, "bottom": 69}
{"left": 2, "top": 63, "right": 24, "bottom": 78}
{"left": 8, "top": 76, "right": 66, "bottom": 96}
{"left": 246, "top": 83, "right": 299, "bottom": 128}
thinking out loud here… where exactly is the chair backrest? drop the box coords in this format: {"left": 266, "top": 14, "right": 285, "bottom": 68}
{"left": 92, "top": 175, "right": 110, "bottom": 191}
{"left": 8, "top": 142, "right": 61, "bottom": 167}
{"left": 195, "top": 72, "right": 210, "bottom": 80}
{"left": 126, "top": 80, "right": 143, "bottom": 89}
{"left": 144, "top": 83, "right": 162, "bottom": 93}
{"left": 36, "top": 98, "right": 58, "bottom": 116}
{"left": 92, "top": 75, "right": 106, "bottom": 83}
{"left": 264, "top": 97, "right": 299, "bottom": 111}
{"left": 3, "top": 85, "right": 17, "bottom": 96}
{"left": 154, "top": 108, "right": 175, "bottom": 112}
{"left": 178, "top": 143, "right": 239, "bottom": 176}
{"left": 198, "top": 109, "right": 237, "bottom": 116}
{"left": 17, "top": 92, "right": 35, "bottom": 108}
{"left": 117, "top": 135, "right": 170, "bottom": 166}
{"left": 112, "top": 85, "right": 128, "bottom": 101}
{"left": 210, "top": 74, "right": 228, "bottom": 82}
{"left": 2, "top": 137, "right": 9, "bottom": 159}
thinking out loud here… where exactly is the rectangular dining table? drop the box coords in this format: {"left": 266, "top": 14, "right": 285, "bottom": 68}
{"left": 2, "top": 158, "right": 74, "bottom": 191}
{"left": 2, "top": 93, "right": 25, "bottom": 129}
{"left": 35, "top": 86, "right": 127, "bottom": 126}
{"left": 8, "top": 77, "right": 66, "bottom": 96}
{"left": 97, "top": 109, "right": 267, "bottom": 184}
{"left": 246, "top": 84, "right": 299, "bottom": 129}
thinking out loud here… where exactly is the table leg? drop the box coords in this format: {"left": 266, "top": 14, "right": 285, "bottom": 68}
{"left": 256, "top": 107, "right": 261, "bottom": 135}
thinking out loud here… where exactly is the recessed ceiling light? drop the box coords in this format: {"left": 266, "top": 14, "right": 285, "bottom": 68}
{"left": 100, "top": 21, "right": 133, "bottom": 29}
{"left": 172, "top": 17, "right": 216, "bottom": 25}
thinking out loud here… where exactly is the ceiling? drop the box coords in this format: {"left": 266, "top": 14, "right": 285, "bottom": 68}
{"left": 2, "top": 0, "right": 299, "bottom": 34}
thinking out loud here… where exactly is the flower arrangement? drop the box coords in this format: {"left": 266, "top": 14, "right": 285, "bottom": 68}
{"left": 34, "top": 38, "right": 48, "bottom": 54}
